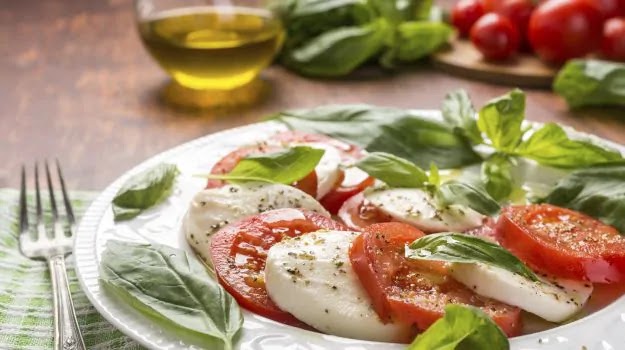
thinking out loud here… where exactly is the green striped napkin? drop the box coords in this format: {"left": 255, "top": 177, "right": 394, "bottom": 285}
{"left": 0, "top": 189, "right": 142, "bottom": 350}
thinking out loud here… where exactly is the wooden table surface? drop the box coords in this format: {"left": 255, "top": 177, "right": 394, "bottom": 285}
{"left": 1, "top": 0, "right": 624, "bottom": 190}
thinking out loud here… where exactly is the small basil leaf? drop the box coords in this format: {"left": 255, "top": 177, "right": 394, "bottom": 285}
{"left": 355, "top": 152, "right": 428, "bottom": 188}
{"left": 553, "top": 59, "right": 625, "bottom": 109}
{"left": 437, "top": 181, "right": 500, "bottom": 216}
{"left": 541, "top": 163, "right": 625, "bottom": 233}
{"left": 272, "top": 104, "right": 482, "bottom": 169}
{"left": 515, "top": 123, "right": 622, "bottom": 168}
{"left": 99, "top": 240, "right": 243, "bottom": 350}
{"left": 406, "top": 232, "right": 538, "bottom": 282}
{"left": 369, "top": 0, "right": 416, "bottom": 23}
{"left": 281, "top": 20, "right": 389, "bottom": 77}
{"left": 477, "top": 89, "right": 525, "bottom": 152}
{"left": 442, "top": 89, "right": 482, "bottom": 145}
{"left": 481, "top": 154, "right": 514, "bottom": 202}
{"left": 393, "top": 21, "right": 453, "bottom": 62}
{"left": 429, "top": 162, "right": 441, "bottom": 188}
{"left": 407, "top": 304, "right": 509, "bottom": 350}
{"left": 112, "top": 163, "right": 179, "bottom": 222}
{"left": 207, "top": 146, "right": 324, "bottom": 185}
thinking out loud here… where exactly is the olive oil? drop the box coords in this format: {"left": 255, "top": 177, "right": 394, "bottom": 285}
{"left": 138, "top": 6, "right": 284, "bottom": 90}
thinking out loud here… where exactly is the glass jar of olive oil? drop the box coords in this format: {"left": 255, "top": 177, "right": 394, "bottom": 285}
{"left": 136, "top": 0, "right": 284, "bottom": 91}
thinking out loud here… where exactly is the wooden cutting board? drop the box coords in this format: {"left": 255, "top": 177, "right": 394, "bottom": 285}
{"left": 432, "top": 38, "right": 559, "bottom": 88}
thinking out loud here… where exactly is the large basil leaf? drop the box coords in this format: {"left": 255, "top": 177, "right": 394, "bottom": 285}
{"left": 112, "top": 163, "right": 179, "bottom": 221}
{"left": 272, "top": 105, "right": 482, "bottom": 169}
{"left": 281, "top": 20, "right": 389, "bottom": 77}
{"left": 394, "top": 21, "right": 453, "bottom": 62}
{"left": 541, "top": 163, "right": 625, "bottom": 233}
{"left": 515, "top": 123, "right": 622, "bottom": 168}
{"left": 406, "top": 232, "right": 538, "bottom": 281}
{"left": 99, "top": 240, "right": 243, "bottom": 350}
{"left": 477, "top": 89, "right": 525, "bottom": 152}
{"left": 355, "top": 152, "right": 428, "bottom": 187}
{"left": 206, "top": 146, "right": 324, "bottom": 185}
{"left": 441, "top": 89, "right": 482, "bottom": 145}
{"left": 481, "top": 153, "right": 514, "bottom": 202}
{"left": 553, "top": 59, "right": 625, "bottom": 109}
{"left": 408, "top": 304, "right": 509, "bottom": 350}
{"left": 436, "top": 181, "right": 500, "bottom": 216}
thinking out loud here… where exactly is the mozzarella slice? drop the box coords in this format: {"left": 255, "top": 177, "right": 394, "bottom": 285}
{"left": 184, "top": 182, "right": 329, "bottom": 264}
{"left": 265, "top": 230, "right": 412, "bottom": 343}
{"left": 296, "top": 142, "right": 343, "bottom": 199}
{"left": 450, "top": 263, "right": 593, "bottom": 323}
{"left": 365, "top": 188, "right": 484, "bottom": 233}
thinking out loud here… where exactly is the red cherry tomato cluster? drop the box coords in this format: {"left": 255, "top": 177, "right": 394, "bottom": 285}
{"left": 451, "top": 0, "right": 625, "bottom": 62}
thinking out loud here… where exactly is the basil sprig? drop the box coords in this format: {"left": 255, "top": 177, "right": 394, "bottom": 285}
{"left": 355, "top": 152, "right": 428, "bottom": 188}
{"left": 406, "top": 232, "right": 538, "bottom": 282}
{"left": 112, "top": 163, "right": 179, "bottom": 221}
{"left": 442, "top": 89, "right": 482, "bottom": 145}
{"left": 100, "top": 240, "right": 243, "bottom": 350}
{"left": 407, "top": 304, "right": 509, "bottom": 350}
{"left": 480, "top": 154, "right": 514, "bottom": 202}
{"left": 436, "top": 182, "right": 500, "bottom": 216}
{"left": 554, "top": 59, "right": 625, "bottom": 109}
{"left": 272, "top": 104, "right": 482, "bottom": 169}
{"left": 206, "top": 146, "right": 324, "bottom": 185}
{"left": 541, "top": 162, "right": 625, "bottom": 233}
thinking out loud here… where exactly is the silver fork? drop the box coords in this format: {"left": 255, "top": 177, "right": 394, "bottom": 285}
{"left": 19, "top": 161, "right": 86, "bottom": 350}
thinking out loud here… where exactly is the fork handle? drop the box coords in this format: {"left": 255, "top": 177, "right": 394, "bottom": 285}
{"left": 49, "top": 255, "right": 86, "bottom": 350}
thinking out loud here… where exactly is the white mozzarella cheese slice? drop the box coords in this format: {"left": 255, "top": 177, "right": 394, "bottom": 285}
{"left": 296, "top": 142, "right": 343, "bottom": 199}
{"left": 365, "top": 188, "right": 484, "bottom": 233}
{"left": 183, "top": 182, "right": 329, "bottom": 265}
{"left": 264, "top": 230, "right": 412, "bottom": 343}
{"left": 450, "top": 263, "right": 593, "bottom": 323}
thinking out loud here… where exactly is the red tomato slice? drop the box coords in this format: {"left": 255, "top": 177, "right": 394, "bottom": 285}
{"left": 337, "top": 193, "right": 393, "bottom": 230}
{"left": 206, "top": 130, "right": 372, "bottom": 211}
{"left": 350, "top": 222, "right": 522, "bottom": 336}
{"left": 210, "top": 208, "right": 346, "bottom": 328}
{"left": 496, "top": 204, "right": 625, "bottom": 283}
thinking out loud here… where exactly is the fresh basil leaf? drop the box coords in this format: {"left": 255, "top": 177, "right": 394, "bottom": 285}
{"left": 281, "top": 20, "right": 390, "bottom": 77}
{"left": 442, "top": 89, "right": 482, "bottom": 145}
{"left": 207, "top": 146, "right": 324, "bottom": 185}
{"left": 481, "top": 154, "right": 514, "bottom": 202}
{"left": 437, "top": 181, "right": 500, "bottom": 216}
{"left": 429, "top": 162, "right": 441, "bottom": 188}
{"left": 477, "top": 89, "right": 525, "bottom": 152}
{"left": 112, "top": 163, "right": 179, "bottom": 221}
{"left": 368, "top": 0, "right": 416, "bottom": 23}
{"left": 393, "top": 21, "right": 453, "bottom": 62}
{"left": 541, "top": 163, "right": 625, "bottom": 233}
{"left": 272, "top": 104, "right": 482, "bottom": 169}
{"left": 406, "top": 232, "right": 538, "bottom": 282}
{"left": 553, "top": 59, "right": 625, "bottom": 109}
{"left": 356, "top": 152, "right": 428, "bottom": 187}
{"left": 515, "top": 123, "right": 622, "bottom": 168}
{"left": 99, "top": 240, "right": 243, "bottom": 350}
{"left": 407, "top": 304, "right": 509, "bottom": 350}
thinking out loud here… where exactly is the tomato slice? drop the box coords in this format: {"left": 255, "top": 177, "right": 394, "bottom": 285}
{"left": 350, "top": 222, "right": 522, "bottom": 336}
{"left": 496, "top": 204, "right": 625, "bottom": 283}
{"left": 210, "top": 208, "right": 346, "bottom": 328}
{"left": 337, "top": 193, "right": 393, "bottom": 230}
{"left": 321, "top": 175, "right": 375, "bottom": 215}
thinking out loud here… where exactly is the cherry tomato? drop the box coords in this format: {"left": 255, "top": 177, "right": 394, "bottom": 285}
{"left": 452, "top": 0, "right": 486, "bottom": 37}
{"left": 496, "top": 204, "right": 625, "bottom": 283}
{"left": 528, "top": 0, "right": 603, "bottom": 63}
{"left": 596, "top": 0, "right": 625, "bottom": 19}
{"left": 470, "top": 13, "right": 520, "bottom": 60}
{"left": 210, "top": 208, "right": 346, "bottom": 327}
{"left": 602, "top": 17, "right": 625, "bottom": 61}
{"left": 349, "top": 222, "right": 522, "bottom": 336}
{"left": 493, "top": 0, "right": 536, "bottom": 47}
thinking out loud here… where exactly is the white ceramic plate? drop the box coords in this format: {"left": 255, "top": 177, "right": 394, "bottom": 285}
{"left": 74, "top": 113, "right": 625, "bottom": 350}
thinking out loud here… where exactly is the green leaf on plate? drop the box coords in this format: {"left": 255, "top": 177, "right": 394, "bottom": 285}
{"left": 541, "top": 163, "right": 625, "bottom": 234}
{"left": 271, "top": 104, "right": 482, "bottom": 169}
{"left": 112, "top": 163, "right": 179, "bottom": 222}
{"left": 99, "top": 240, "right": 243, "bottom": 350}
{"left": 206, "top": 146, "right": 324, "bottom": 185}
{"left": 429, "top": 162, "right": 441, "bottom": 188}
{"left": 407, "top": 304, "right": 509, "bottom": 350}
{"left": 477, "top": 89, "right": 525, "bottom": 152}
{"left": 481, "top": 153, "right": 514, "bottom": 202}
{"left": 515, "top": 123, "right": 622, "bottom": 168}
{"left": 436, "top": 181, "right": 500, "bottom": 216}
{"left": 406, "top": 232, "right": 538, "bottom": 282}
{"left": 441, "top": 89, "right": 482, "bottom": 145}
{"left": 355, "top": 152, "right": 429, "bottom": 188}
